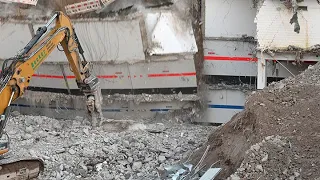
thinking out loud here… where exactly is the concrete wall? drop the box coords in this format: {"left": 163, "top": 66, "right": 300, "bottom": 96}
{"left": 0, "top": 5, "right": 201, "bottom": 120}
{"left": 203, "top": 40, "right": 257, "bottom": 76}
{"left": 0, "top": 10, "right": 198, "bottom": 91}
{"left": 12, "top": 91, "right": 196, "bottom": 120}
{"left": 0, "top": 23, "right": 33, "bottom": 59}
{"left": 256, "top": 0, "right": 320, "bottom": 49}
{"left": 203, "top": 0, "right": 258, "bottom": 77}
{"left": 17, "top": 60, "right": 197, "bottom": 90}
{"left": 30, "top": 19, "right": 146, "bottom": 63}
{"left": 202, "top": 89, "right": 247, "bottom": 124}
{"left": 198, "top": 0, "right": 257, "bottom": 123}
{"left": 204, "top": 0, "right": 257, "bottom": 38}
{"left": 199, "top": 0, "right": 315, "bottom": 124}
{"left": 203, "top": 40, "right": 310, "bottom": 78}
{"left": 145, "top": 12, "right": 198, "bottom": 55}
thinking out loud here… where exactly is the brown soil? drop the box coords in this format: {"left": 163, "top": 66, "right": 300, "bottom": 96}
{"left": 192, "top": 64, "right": 320, "bottom": 179}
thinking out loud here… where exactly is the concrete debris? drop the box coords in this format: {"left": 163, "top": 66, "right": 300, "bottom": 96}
{"left": 146, "top": 123, "right": 167, "bottom": 133}
{"left": 11, "top": 111, "right": 20, "bottom": 117}
{"left": 206, "top": 83, "right": 255, "bottom": 95}
{"left": 6, "top": 114, "right": 215, "bottom": 180}
{"left": 158, "top": 155, "right": 166, "bottom": 162}
{"left": 227, "top": 136, "right": 296, "bottom": 179}
{"left": 107, "top": 93, "right": 200, "bottom": 104}
{"left": 22, "top": 91, "right": 199, "bottom": 107}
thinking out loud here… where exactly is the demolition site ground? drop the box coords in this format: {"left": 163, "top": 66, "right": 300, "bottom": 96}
{"left": 7, "top": 113, "right": 215, "bottom": 180}
{"left": 5, "top": 61, "right": 320, "bottom": 180}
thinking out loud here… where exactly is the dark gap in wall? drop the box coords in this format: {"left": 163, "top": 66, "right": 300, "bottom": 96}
{"left": 26, "top": 87, "right": 198, "bottom": 96}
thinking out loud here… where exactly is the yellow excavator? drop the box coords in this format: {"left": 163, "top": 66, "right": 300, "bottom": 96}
{"left": 0, "top": 11, "right": 103, "bottom": 179}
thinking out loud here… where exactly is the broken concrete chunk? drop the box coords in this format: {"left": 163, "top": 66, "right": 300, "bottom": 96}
{"left": 24, "top": 134, "right": 32, "bottom": 140}
{"left": 128, "top": 157, "right": 134, "bottom": 163}
{"left": 228, "top": 174, "right": 241, "bottom": 180}
{"left": 11, "top": 111, "right": 20, "bottom": 117}
{"left": 261, "top": 154, "right": 268, "bottom": 162}
{"left": 146, "top": 123, "right": 167, "bottom": 133}
{"left": 29, "top": 149, "right": 37, "bottom": 157}
{"left": 56, "top": 148, "right": 66, "bottom": 154}
{"left": 82, "top": 148, "right": 95, "bottom": 158}
{"left": 256, "top": 164, "right": 263, "bottom": 172}
{"left": 25, "top": 126, "right": 34, "bottom": 133}
{"left": 83, "top": 128, "right": 89, "bottom": 136}
{"left": 96, "top": 163, "right": 103, "bottom": 172}
{"left": 68, "top": 149, "right": 76, "bottom": 155}
{"left": 132, "top": 162, "right": 143, "bottom": 171}
{"left": 158, "top": 155, "right": 166, "bottom": 162}
{"left": 25, "top": 118, "right": 34, "bottom": 126}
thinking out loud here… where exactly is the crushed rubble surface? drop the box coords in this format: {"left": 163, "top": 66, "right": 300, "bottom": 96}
{"left": 191, "top": 63, "right": 320, "bottom": 179}
{"left": 6, "top": 114, "right": 215, "bottom": 180}
{"left": 228, "top": 135, "right": 301, "bottom": 180}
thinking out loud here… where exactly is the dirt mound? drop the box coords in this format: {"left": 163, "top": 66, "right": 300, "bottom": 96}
{"left": 192, "top": 63, "right": 320, "bottom": 179}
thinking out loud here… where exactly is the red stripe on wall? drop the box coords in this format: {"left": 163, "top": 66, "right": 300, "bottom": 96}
{"left": 32, "top": 74, "right": 75, "bottom": 79}
{"left": 32, "top": 74, "right": 118, "bottom": 79}
{"left": 204, "top": 56, "right": 258, "bottom": 62}
{"left": 97, "top": 75, "right": 118, "bottom": 79}
{"left": 148, "top": 72, "right": 196, "bottom": 77}
{"left": 0, "top": 70, "right": 196, "bottom": 79}
{"left": 30, "top": 72, "right": 196, "bottom": 79}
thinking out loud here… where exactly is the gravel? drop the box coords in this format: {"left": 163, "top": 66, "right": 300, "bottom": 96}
{"left": 5, "top": 115, "right": 215, "bottom": 180}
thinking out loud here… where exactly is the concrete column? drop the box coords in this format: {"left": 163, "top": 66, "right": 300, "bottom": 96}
{"left": 257, "top": 51, "right": 267, "bottom": 89}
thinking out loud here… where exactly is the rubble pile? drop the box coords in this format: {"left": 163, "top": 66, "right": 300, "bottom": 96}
{"left": 192, "top": 63, "right": 320, "bottom": 179}
{"left": 228, "top": 135, "right": 301, "bottom": 180}
{"left": 7, "top": 114, "right": 214, "bottom": 180}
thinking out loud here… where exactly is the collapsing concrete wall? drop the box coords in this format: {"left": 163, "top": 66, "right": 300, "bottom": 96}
{"left": 255, "top": 0, "right": 320, "bottom": 89}
{"left": 199, "top": 0, "right": 316, "bottom": 124}
{"left": 199, "top": 0, "right": 258, "bottom": 124}
{"left": 0, "top": 0, "right": 200, "bottom": 119}
{"left": 0, "top": 0, "right": 198, "bottom": 89}
{"left": 256, "top": 0, "right": 320, "bottom": 50}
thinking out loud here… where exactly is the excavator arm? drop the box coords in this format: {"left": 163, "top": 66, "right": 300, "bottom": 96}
{"left": 0, "top": 11, "right": 103, "bottom": 179}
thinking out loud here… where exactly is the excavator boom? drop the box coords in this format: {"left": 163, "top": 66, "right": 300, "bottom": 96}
{"left": 0, "top": 11, "right": 103, "bottom": 179}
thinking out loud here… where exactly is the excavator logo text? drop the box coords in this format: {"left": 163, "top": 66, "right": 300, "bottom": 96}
{"left": 31, "top": 50, "right": 47, "bottom": 70}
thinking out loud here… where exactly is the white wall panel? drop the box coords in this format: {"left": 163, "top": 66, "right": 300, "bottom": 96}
{"left": 203, "top": 40, "right": 257, "bottom": 76}
{"left": 145, "top": 12, "right": 198, "bottom": 55}
{"left": 31, "top": 20, "right": 145, "bottom": 63}
{"left": 129, "top": 60, "right": 197, "bottom": 89}
{"left": 204, "top": 0, "right": 257, "bottom": 38}
{"left": 0, "top": 23, "right": 32, "bottom": 58}
{"left": 203, "top": 40, "right": 312, "bottom": 78}
{"left": 200, "top": 89, "right": 246, "bottom": 124}
{"left": 256, "top": 0, "right": 320, "bottom": 49}
{"left": 0, "top": 60, "right": 197, "bottom": 90}
{"left": 203, "top": 61, "right": 257, "bottom": 76}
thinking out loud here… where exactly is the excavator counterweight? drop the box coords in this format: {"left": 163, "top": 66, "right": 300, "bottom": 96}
{"left": 0, "top": 11, "right": 103, "bottom": 179}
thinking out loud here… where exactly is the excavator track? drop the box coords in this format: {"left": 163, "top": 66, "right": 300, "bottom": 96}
{"left": 0, "top": 157, "right": 44, "bottom": 180}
